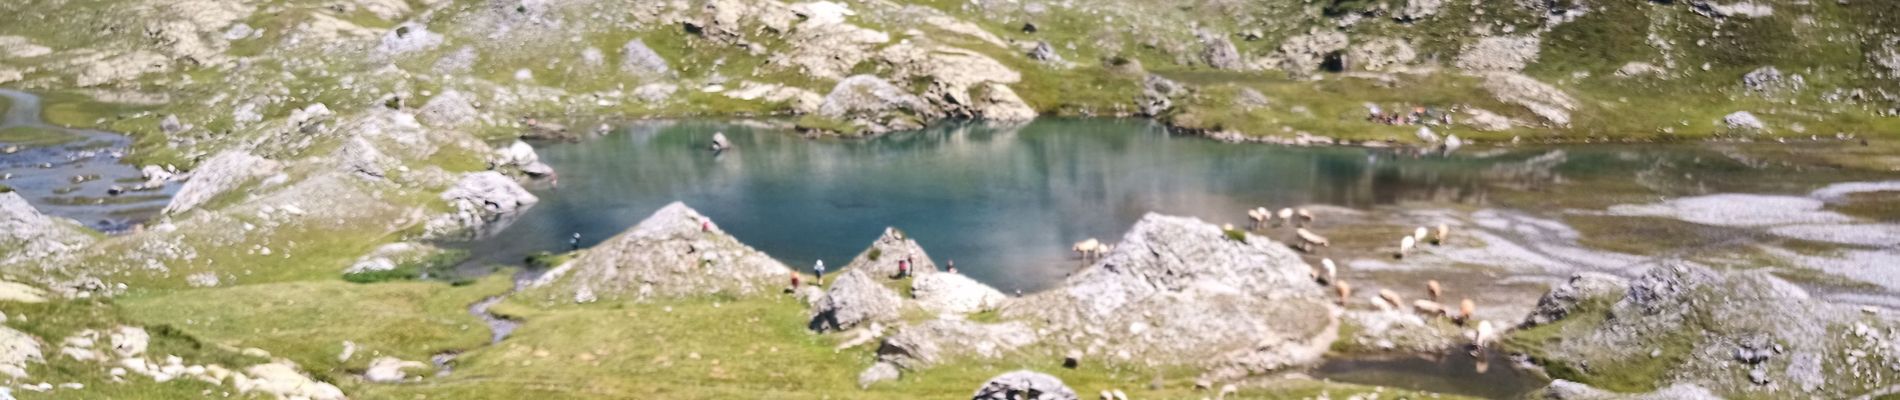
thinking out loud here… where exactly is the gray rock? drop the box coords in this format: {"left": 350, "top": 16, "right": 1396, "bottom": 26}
{"left": 1268, "top": 32, "right": 1349, "bottom": 74}
{"left": 816, "top": 75, "right": 935, "bottom": 135}
{"left": 374, "top": 23, "right": 443, "bottom": 58}
{"left": 159, "top": 114, "right": 185, "bottom": 134}
{"left": 1005, "top": 213, "right": 1333, "bottom": 379}
{"left": 1029, "top": 41, "right": 1062, "bottom": 63}
{"left": 1344, "top": 38, "right": 1417, "bottom": 72}
{"left": 428, "top": 171, "right": 539, "bottom": 239}
{"left": 164, "top": 151, "right": 281, "bottom": 214}
{"left": 1482, "top": 72, "right": 1576, "bottom": 126}
{"left": 1456, "top": 36, "right": 1542, "bottom": 72}
{"left": 620, "top": 39, "right": 672, "bottom": 77}
{"left": 1397, "top": 0, "right": 1446, "bottom": 21}
{"left": 1615, "top": 62, "right": 1667, "bottom": 78}
{"left": 1199, "top": 32, "right": 1244, "bottom": 70}
{"left": 1522, "top": 273, "right": 1626, "bottom": 327}
{"left": 531, "top": 202, "right": 792, "bottom": 302}
{"left": 879, "top": 320, "right": 1037, "bottom": 369}
{"left": 972, "top": 370, "right": 1078, "bottom": 400}
{"left": 1535, "top": 379, "right": 1722, "bottom": 400}
{"left": 1723, "top": 111, "right": 1765, "bottom": 131}
{"left": 1136, "top": 75, "right": 1183, "bottom": 117}
{"left": 912, "top": 273, "right": 1007, "bottom": 315}
{"left": 433, "top": 46, "right": 479, "bottom": 74}
{"left": 364, "top": 357, "right": 426, "bottom": 383}
{"left": 1235, "top": 88, "right": 1271, "bottom": 110}
{"left": 333, "top": 136, "right": 398, "bottom": 180}
{"left": 418, "top": 90, "right": 480, "bottom": 128}
{"left": 0, "top": 192, "right": 95, "bottom": 266}
{"left": 0, "top": 326, "right": 40, "bottom": 378}
{"left": 845, "top": 227, "right": 938, "bottom": 279}
{"left": 812, "top": 269, "right": 903, "bottom": 331}
{"left": 858, "top": 361, "right": 900, "bottom": 388}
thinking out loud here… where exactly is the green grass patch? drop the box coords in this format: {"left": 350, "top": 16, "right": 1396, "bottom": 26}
{"left": 1503, "top": 296, "right": 1696, "bottom": 393}
{"left": 119, "top": 275, "right": 512, "bottom": 382}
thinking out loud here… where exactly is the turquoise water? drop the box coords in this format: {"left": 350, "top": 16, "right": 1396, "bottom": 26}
{"left": 458, "top": 118, "right": 1887, "bottom": 294}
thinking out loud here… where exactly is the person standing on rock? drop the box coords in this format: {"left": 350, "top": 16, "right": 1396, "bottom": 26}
{"left": 946, "top": 259, "right": 957, "bottom": 274}
{"left": 896, "top": 259, "right": 910, "bottom": 279}
{"left": 814, "top": 260, "right": 826, "bottom": 283}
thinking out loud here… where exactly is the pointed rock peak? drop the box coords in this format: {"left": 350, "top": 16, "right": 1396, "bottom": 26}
{"left": 845, "top": 227, "right": 937, "bottom": 279}
{"left": 533, "top": 202, "right": 790, "bottom": 302}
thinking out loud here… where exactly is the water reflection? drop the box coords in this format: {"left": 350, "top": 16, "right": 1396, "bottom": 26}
{"left": 0, "top": 89, "right": 174, "bottom": 231}
{"left": 457, "top": 118, "right": 1884, "bottom": 293}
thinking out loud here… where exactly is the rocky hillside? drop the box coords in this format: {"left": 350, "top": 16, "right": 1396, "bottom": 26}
{"left": 1, "top": 0, "right": 1897, "bottom": 171}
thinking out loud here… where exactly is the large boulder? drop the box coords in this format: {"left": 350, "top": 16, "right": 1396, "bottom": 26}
{"left": 1522, "top": 273, "right": 1626, "bottom": 328}
{"left": 1199, "top": 32, "right": 1244, "bottom": 70}
{"left": 972, "top": 370, "right": 1078, "bottom": 400}
{"left": 0, "top": 325, "right": 42, "bottom": 378}
{"left": 163, "top": 151, "right": 282, "bottom": 214}
{"left": 235, "top": 362, "right": 346, "bottom": 400}
{"left": 911, "top": 273, "right": 1007, "bottom": 315}
{"left": 877, "top": 43, "right": 1032, "bottom": 123}
{"left": 1265, "top": 32, "right": 1349, "bottom": 75}
{"left": 620, "top": 38, "right": 672, "bottom": 77}
{"left": 879, "top": 320, "right": 1037, "bottom": 369}
{"left": 1004, "top": 213, "right": 1334, "bottom": 378}
{"left": 815, "top": 75, "right": 937, "bottom": 135}
{"left": 530, "top": 203, "right": 792, "bottom": 302}
{"left": 1723, "top": 111, "right": 1766, "bottom": 131}
{"left": 0, "top": 192, "right": 95, "bottom": 266}
{"left": 811, "top": 269, "right": 903, "bottom": 331}
{"left": 1483, "top": 72, "right": 1576, "bottom": 126}
{"left": 1517, "top": 262, "right": 1892, "bottom": 397}
{"left": 844, "top": 227, "right": 938, "bottom": 279}
{"left": 427, "top": 171, "right": 539, "bottom": 239}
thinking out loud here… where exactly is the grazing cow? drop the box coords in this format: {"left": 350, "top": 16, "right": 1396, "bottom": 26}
{"left": 1073, "top": 238, "right": 1107, "bottom": 260}
{"left": 1458, "top": 298, "right": 1476, "bottom": 324}
{"left": 1296, "top": 208, "right": 1315, "bottom": 227}
{"left": 1397, "top": 236, "right": 1417, "bottom": 259}
{"left": 1377, "top": 289, "right": 1404, "bottom": 311}
{"left": 1433, "top": 223, "right": 1450, "bottom": 245}
{"left": 1295, "top": 228, "right": 1330, "bottom": 252}
{"left": 1426, "top": 280, "right": 1442, "bottom": 302}
{"left": 1334, "top": 281, "right": 1353, "bottom": 305}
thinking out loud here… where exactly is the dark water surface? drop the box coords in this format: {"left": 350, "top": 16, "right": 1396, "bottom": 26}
{"left": 458, "top": 118, "right": 1883, "bottom": 295}
{"left": 0, "top": 89, "right": 173, "bottom": 231}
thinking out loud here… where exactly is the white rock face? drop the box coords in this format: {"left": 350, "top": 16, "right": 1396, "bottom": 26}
{"left": 364, "top": 357, "right": 426, "bottom": 382}
{"left": 0, "top": 326, "right": 42, "bottom": 378}
{"left": 236, "top": 362, "right": 346, "bottom": 400}
{"left": 0, "top": 192, "right": 95, "bottom": 265}
{"left": 1456, "top": 36, "right": 1542, "bottom": 72}
{"left": 164, "top": 151, "right": 282, "bottom": 215}
{"left": 1482, "top": 72, "right": 1577, "bottom": 126}
{"left": 620, "top": 39, "right": 672, "bottom": 76}
{"left": 911, "top": 273, "right": 1007, "bottom": 315}
{"left": 1723, "top": 111, "right": 1766, "bottom": 131}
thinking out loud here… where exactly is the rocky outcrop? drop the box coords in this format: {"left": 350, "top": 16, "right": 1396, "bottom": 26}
{"left": 1723, "top": 111, "right": 1765, "bottom": 131}
{"left": 1615, "top": 62, "right": 1668, "bottom": 78}
{"left": 1345, "top": 38, "right": 1417, "bottom": 72}
{"left": 1464, "top": 108, "right": 1516, "bottom": 131}
{"left": 0, "top": 192, "right": 95, "bottom": 266}
{"left": 1522, "top": 273, "right": 1626, "bottom": 327}
{"left": 811, "top": 269, "right": 903, "bottom": 331}
{"left": 1004, "top": 213, "right": 1333, "bottom": 378}
{"left": 1137, "top": 75, "right": 1184, "bottom": 117}
{"left": 418, "top": 90, "right": 480, "bottom": 128}
{"left": 620, "top": 39, "right": 672, "bottom": 77}
{"left": 533, "top": 202, "right": 789, "bottom": 302}
{"left": 815, "top": 75, "right": 937, "bottom": 135}
{"left": 1741, "top": 66, "right": 1803, "bottom": 95}
{"left": 236, "top": 362, "right": 346, "bottom": 400}
{"left": 373, "top": 23, "right": 443, "bottom": 58}
{"left": 163, "top": 151, "right": 282, "bottom": 215}
{"left": 1482, "top": 72, "right": 1576, "bottom": 126}
{"left": 879, "top": 319, "right": 1036, "bottom": 369}
{"left": 1519, "top": 262, "right": 1888, "bottom": 397}
{"left": 1199, "top": 32, "right": 1244, "bottom": 70}
{"left": 911, "top": 273, "right": 1007, "bottom": 315}
{"left": 972, "top": 370, "right": 1078, "bottom": 400}
{"left": 1398, "top": 0, "right": 1446, "bottom": 21}
{"left": 877, "top": 43, "right": 1034, "bottom": 123}
{"left": 1265, "top": 32, "right": 1349, "bottom": 75}
{"left": 427, "top": 171, "right": 539, "bottom": 239}
{"left": 1533, "top": 380, "right": 1722, "bottom": 400}
{"left": 844, "top": 227, "right": 937, "bottom": 279}
{"left": 0, "top": 325, "right": 42, "bottom": 378}
{"left": 333, "top": 137, "right": 399, "bottom": 180}
{"left": 365, "top": 356, "right": 427, "bottom": 382}
{"left": 1457, "top": 36, "right": 1541, "bottom": 72}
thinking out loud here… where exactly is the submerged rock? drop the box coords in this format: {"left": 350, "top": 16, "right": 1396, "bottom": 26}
{"left": 1005, "top": 213, "right": 1333, "bottom": 379}
{"left": 972, "top": 370, "right": 1078, "bottom": 400}
{"left": 531, "top": 202, "right": 792, "bottom": 302}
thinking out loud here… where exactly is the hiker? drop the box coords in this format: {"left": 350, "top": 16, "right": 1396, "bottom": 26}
{"left": 790, "top": 272, "right": 801, "bottom": 290}
{"left": 814, "top": 260, "right": 826, "bottom": 281}
{"left": 946, "top": 259, "right": 957, "bottom": 274}
{"left": 896, "top": 260, "right": 909, "bottom": 279}
{"left": 569, "top": 232, "right": 581, "bottom": 250}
